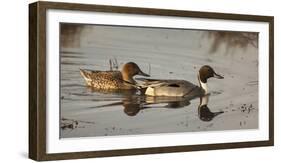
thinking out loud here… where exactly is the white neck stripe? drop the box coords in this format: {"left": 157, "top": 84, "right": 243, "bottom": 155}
{"left": 198, "top": 73, "right": 208, "bottom": 94}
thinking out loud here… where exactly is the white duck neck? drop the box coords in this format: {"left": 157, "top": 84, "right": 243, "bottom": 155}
{"left": 198, "top": 74, "right": 208, "bottom": 94}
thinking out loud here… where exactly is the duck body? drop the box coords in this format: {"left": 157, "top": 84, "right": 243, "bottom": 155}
{"left": 139, "top": 79, "right": 204, "bottom": 97}
{"left": 80, "top": 62, "right": 150, "bottom": 90}
{"left": 138, "top": 65, "right": 224, "bottom": 97}
{"left": 80, "top": 70, "right": 133, "bottom": 89}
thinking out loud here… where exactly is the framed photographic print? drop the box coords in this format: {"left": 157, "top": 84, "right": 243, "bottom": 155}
{"left": 29, "top": 1, "right": 274, "bottom": 161}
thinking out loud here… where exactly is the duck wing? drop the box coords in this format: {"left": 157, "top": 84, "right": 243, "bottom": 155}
{"left": 80, "top": 69, "right": 122, "bottom": 81}
{"left": 80, "top": 69, "right": 125, "bottom": 89}
{"left": 136, "top": 78, "right": 176, "bottom": 87}
{"left": 137, "top": 78, "right": 201, "bottom": 97}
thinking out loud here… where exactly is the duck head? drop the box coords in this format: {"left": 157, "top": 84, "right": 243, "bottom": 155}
{"left": 198, "top": 65, "right": 224, "bottom": 94}
{"left": 121, "top": 62, "right": 150, "bottom": 83}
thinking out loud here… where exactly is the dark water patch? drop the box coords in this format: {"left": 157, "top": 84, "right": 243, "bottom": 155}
{"left": 62, "top": 97, "right": 123, "bottom": 102}
{"left": 61, "top": 61, "right": 92, "bottom": 66}
{"left": 210, "top": 90, "right": 223, "bottom": 96}
{"left": 238, "top": 104, "right": 256, "bottom": 113}
{"left": 86, "top": 102, "right": 123, "bottom": 109}
{"left": 62, "top": 73, "right": 82, "bottom": 77}
{"left": 62, "top": 55, "right": 86, "bottom": 59}
{"left": 246, "top": 80, "right": 258, "bottom": 86}
{"left": 60, "top": 50, "right": 84, "bottom": 55}
{"left": 61, "top": 117, "right": 95, "bottom": 130}
{"left": 60, "top": 84, "right": 85, "bottom": 88}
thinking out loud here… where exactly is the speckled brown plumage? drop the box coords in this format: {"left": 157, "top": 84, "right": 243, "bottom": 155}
{"left": 80, "top": 62, "right": 150, "bottom": 90}
{"left": 80, "top": 69, "right": 134, "bottom": 89}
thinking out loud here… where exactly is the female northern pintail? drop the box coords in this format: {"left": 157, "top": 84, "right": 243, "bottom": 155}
{"left": 138, "top": 65, "right": 224, "bottom": 97}
{"left": 80, "top": 62, "right": 150, "bottom": 90}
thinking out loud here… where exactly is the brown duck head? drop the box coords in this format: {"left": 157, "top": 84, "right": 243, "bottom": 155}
{"left": 121, "top": 62, "right": 150, "bottom": 83}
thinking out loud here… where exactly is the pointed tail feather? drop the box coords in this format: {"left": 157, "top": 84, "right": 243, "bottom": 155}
{"left": 80, "top": 69, "right": 92, "bottom": 82}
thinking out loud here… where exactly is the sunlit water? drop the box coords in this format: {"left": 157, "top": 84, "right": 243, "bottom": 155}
{"left": 60, "top": 25, "right": 258, "bottom": 138}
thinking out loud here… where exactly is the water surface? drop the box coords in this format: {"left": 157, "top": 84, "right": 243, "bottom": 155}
{"left": 60, "top": 24, "right": 258, "bottom": 138}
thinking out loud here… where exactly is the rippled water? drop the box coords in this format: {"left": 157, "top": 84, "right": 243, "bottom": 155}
{"left": 60, "top": 24, "right": 258, "bottom": 138}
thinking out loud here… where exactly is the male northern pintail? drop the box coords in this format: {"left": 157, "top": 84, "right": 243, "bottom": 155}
{"left": 137, "top": 65, "right": 224, "bottom": 97}
{"left": 80, "top": 62, "right": 150, "bottom": 90}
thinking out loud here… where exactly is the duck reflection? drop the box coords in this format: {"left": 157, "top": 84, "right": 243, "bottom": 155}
{"left": 198, "top": 95, "right": 224, "bottom": 121}
{"left": 86, "top": 88, "right": 223, "bottom": 121}
{"left": 87, "top": 87, "right": 138, "bottom": 96}
{"left": 122, "top": 96, "right": 192, "bottom": 116}
{"left": 123, "top": 95, "right": 224, "bottom": 121}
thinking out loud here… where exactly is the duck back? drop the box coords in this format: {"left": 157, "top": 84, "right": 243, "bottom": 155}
{"left": 139, "top": 79, "right": 203, "bottom": 97}
{"left": 80, "top": 69, "right": 133, "bottom": 89}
